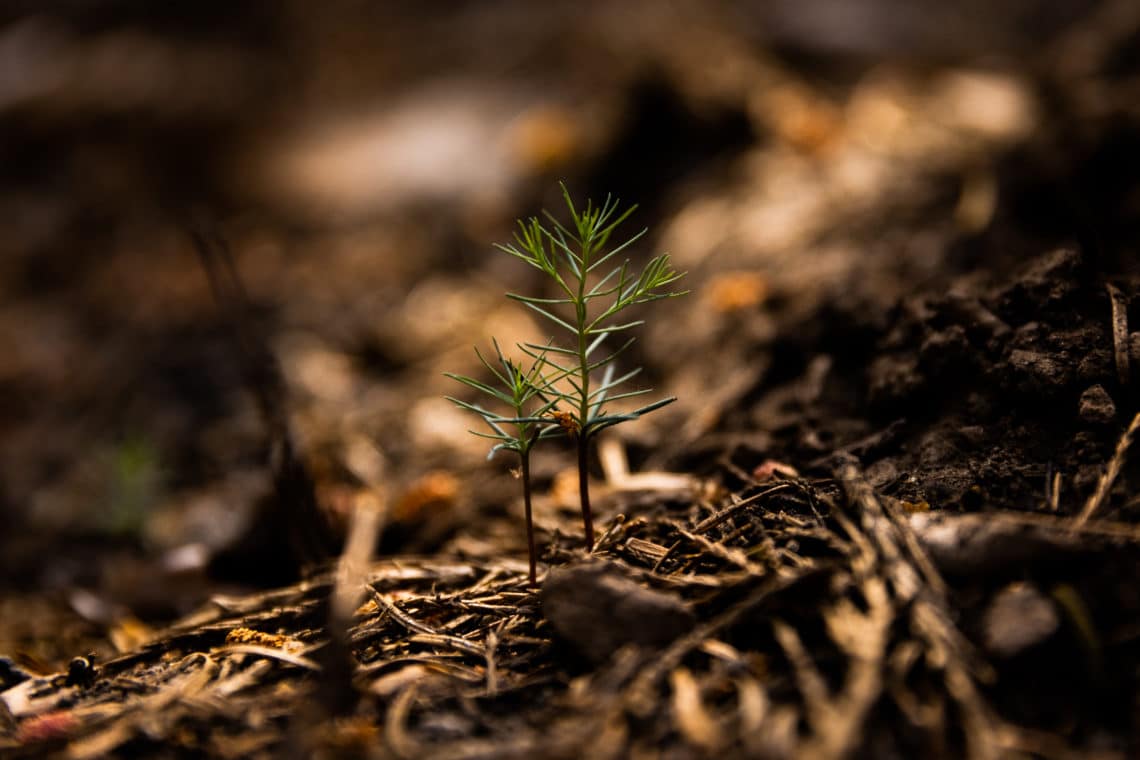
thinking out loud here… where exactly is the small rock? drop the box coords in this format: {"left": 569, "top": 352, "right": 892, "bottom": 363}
{"left": 541, "top": 561, "right": 695, "bottom": 664}
{"left": 919, "top": 325, "right": 972, "bottom": 374}
{"left": 983, "top": 582, "right": 1059, "bottom": 658}
{"left": 865, "top": 458, "right": 899, "bottom": 488}
{"left": 752, "top": 459, "right": 800, "bottom": 482}
{"left": 1077, "top": 349, "right": 1113, "bottom": 384}
{"left": 940, "top": 293, "right": 1010, "bottom": 339}
{"left": 954, "top": 425, "right": 987, "bottom": 448}
{"left": 1017, "top": 247, "right": 1082, "bottom": 289}
{"left": 996, "top": 248, "right": 1081, "bottom": 321}
{"left": 1078, "top": 384, "right": 1115, "bottom": 424}
{"left": 1008, "top": 349, "right": 1071, "bottom": 397}
{"left": 867, "top": 354, "right": 924, "bottom": 409}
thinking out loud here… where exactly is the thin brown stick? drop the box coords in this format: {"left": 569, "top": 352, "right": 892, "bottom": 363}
{"left": 1107, "top": 282, "right": 1130, "bottom": 387}
{"left": 692, "top": 483, "right": 794, "bottom": 533}
{"left": 368, "top": 588, "right": 442, "bottom": 637}
{"left": 1074, "top": 411, "right": 1140, "bottom": 528}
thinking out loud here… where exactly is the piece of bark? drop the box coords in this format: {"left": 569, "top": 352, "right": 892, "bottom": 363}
{"left": 541, "top": 561, "right": 695, "bottom": 664}
{"left": 908, "top": 511, "right": 1140, "bottom": 577}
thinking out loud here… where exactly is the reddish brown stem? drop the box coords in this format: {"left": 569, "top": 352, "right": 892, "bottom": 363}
{"left": 578, "top": 436, "right": 594, "bottom": 550}
{"left": 521, "top": 453, "right": 538, "bottom": 586}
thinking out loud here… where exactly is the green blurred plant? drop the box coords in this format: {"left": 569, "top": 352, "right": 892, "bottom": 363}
{"left": 105, "top": 436, "right": 163, "bottom": 537}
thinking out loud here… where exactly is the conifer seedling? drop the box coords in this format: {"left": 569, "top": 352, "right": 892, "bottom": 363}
{"left": 447, "top": 186, "right": 686, "bottom": 581}
{"left": 497, "top": 185, "right": 687, "bottom": 549}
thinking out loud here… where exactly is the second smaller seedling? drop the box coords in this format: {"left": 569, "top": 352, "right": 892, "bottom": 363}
{"left": 445, "top": 339, "right": 561, "bottom": 585}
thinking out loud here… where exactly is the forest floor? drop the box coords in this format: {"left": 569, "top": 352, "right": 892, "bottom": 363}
{"left": 2, "top": 2, "right": 1140, "bottom": 758}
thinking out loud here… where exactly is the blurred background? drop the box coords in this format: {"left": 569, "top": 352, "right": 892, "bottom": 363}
{"left": 2, "top": 0, "right": 1139, "bottom": 664}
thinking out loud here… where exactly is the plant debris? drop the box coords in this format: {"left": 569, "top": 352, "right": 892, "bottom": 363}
{"left": 3, "top": 445, "right": 1136, "bottom": 757}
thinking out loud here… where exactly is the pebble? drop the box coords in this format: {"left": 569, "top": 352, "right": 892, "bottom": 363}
{"left": 983, "top": 582, "right": 1059, "bottom": 658}
{"left": 1008, "top": 349, "right": 1071, "bottom": 397}
{"left": 1078, "top": 384, "right": 1116, "bottom": 424}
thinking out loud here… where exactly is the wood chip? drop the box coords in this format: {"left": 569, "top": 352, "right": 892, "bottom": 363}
{"left": 1107, "top": 282, "right": 1130, "bottom": 386}
{"left": 670, "top": 667, "right": 719, "bottom": 751}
